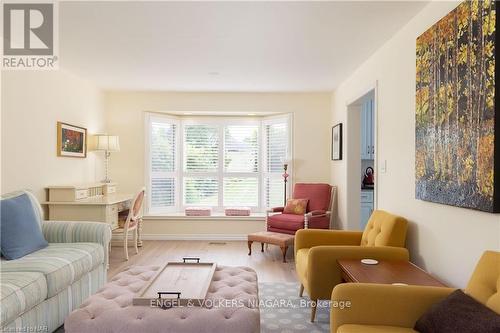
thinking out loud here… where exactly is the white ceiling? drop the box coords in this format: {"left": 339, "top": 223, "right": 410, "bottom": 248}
{"left": 60, "top": 1, "right": 427, "bottom": 92}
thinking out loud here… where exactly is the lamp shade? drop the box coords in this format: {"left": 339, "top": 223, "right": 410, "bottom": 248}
{"left": 95, "top": 135, "right": 120, "bottom": 152}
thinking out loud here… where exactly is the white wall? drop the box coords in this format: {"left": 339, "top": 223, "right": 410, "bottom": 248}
{"left": 331, "top": 1, "right": 500, "bottom": 288}
{"left": 104, "top": 91, "right": 332, "bottom": 236}
{"left": 1, "top": 70, "right": 105, "bottom": 203}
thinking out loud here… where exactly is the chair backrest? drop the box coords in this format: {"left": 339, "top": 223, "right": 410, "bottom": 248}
{"left": 1, "top": 190, "right": 43, "bottom": 227}
{"left": 465, "top": 251, "right": 500, "bottom": 314}
{"left": 124, "top": 187, "right": 145, "bottom": 229}
{"left": 292, "top": 183, "right": 332, "bottom": 212}
{"left": 360, "top": 210, "right": 408, "bottom": 247}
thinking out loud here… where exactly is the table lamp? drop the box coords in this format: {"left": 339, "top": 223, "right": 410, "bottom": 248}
{"left": 95, "top": 135, "right": 120, "bottom": 183}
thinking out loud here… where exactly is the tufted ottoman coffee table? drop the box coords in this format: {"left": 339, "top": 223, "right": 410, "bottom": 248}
{"left": 65, "top": 265, "right": 260, "bottom": 333}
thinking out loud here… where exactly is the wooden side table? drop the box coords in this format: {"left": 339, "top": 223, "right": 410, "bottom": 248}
{"left": 338, "top": 259, "right": 447, "bottom": 287}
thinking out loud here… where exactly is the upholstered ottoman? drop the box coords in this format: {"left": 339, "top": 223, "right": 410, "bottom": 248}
{"left": 65, "top": 265, "right": 260, "bottom": 333}
{"left": 248, "top": 231, "right": 295, "bottom": 263}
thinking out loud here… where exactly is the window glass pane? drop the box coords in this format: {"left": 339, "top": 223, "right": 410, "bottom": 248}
{"left": 151, "top": 178, "right": 175, "bottom": 208}
{"left": 266, "top": 123, "right": 287, "bottom": 173}
{"left": 184, "top": 177, "right": 218, "bottom": 206}
{"left": 223, "top": 177, "right": 258, "bottom": 206}
{"left": 265, "top": 177, "right": 284, "bottom": 208}
{"left": 184, "top": 125, "right": 219, "bottom": 172}
{"left": 224, "top": 125, "right": 259, "bottom": 172}
{"left": 151, "top": 122, "right": 176, "bottom": 172}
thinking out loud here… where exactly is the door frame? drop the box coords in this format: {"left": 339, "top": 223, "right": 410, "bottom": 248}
{"left": 345, "top": 81, "right": 379, "bottom": 230}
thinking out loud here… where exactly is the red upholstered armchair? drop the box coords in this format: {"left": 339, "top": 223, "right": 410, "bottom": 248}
{"left": 266, "top": 183, "right": 336, "bottom": 235}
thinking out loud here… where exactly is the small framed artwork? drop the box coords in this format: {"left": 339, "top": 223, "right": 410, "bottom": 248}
{"left": 57, "top": 122, "right": 87, "bottom": 158}
{"left": 331, "top": 123, "right": 342, "bottom": 160}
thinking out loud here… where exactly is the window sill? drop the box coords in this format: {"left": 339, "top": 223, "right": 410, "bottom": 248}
{"left": 144, "top": 212, "right": 266, "bottom": 221}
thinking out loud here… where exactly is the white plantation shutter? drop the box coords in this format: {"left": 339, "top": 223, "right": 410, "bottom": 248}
{"left": 183, "top": 124, "right": 219, "bottom": 206}
{"left": 223, "top": 124, "right": 260, "bottom": 208}
{"left": 148, "top": 116, "right": 178, "bottom": 212}
{"left": 146, "top": 113, "right": 291, "bottom": 214}
{"left": 263, "top": 117, "right": 290, "bottom": 208}
{"left": 224, "top": 125, "right": 259, "bottom": 172}
{"left": 184, "top": 125, "right": 219, "bottom": 172}
{"left": 184, "top": 177, "right": 218, "bottom": 206}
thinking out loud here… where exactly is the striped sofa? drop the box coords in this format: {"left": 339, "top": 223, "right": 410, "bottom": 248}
{"left": 1, "top": 191, "right": 111, "bottom": 333}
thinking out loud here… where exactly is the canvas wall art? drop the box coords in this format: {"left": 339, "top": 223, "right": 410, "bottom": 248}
{"left": 415, "top": 0, "right": 499, "bottom": 213}
{"left": 57, "top": 122, "right": 87, "bottom": 158}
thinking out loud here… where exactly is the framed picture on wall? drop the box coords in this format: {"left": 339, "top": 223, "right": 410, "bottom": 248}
{"left": 332, "top": 123, "right": 342, "bottom": 161}
{"left": 57, "top": 122, "right": 87, "bottom": 158}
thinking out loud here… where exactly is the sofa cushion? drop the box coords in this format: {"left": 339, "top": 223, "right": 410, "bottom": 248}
{"left": 293, "top": 183, "right": 331, "bottom": 211}
{"left": 338, "top": 324, "right": 417, "bottom": 333}
{"left": 283, "top": 198, "right": 308, "bottom": 215}
{"left": 295, "top": 248, "right": 310, "bottom": 282}
{"left": 1, "top": 243, "right": 104, "bottom": 298}
{"left": 0, "top": 271, "right": 48, "bottom": 326}
{"left": 267, "top": 213, "right": 304, "bottom": 231}
{"left": 415, "top": 289, "right": 500, "bottom": 333}
{"left": 465, "top": 251, "right": 500, "bottom": 314}
{"left": 0, "top": 193, "right": 48, "bottom": 259}
{"left": 360, "top": 210, "right": 407, "bottom": 247}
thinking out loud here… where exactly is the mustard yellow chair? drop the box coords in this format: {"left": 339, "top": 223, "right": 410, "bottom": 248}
{"left": 330, "top": 250, "right": 500, "bottom": 333}
{"left": 295, "top": 210, "right": 409, "bottom": 322}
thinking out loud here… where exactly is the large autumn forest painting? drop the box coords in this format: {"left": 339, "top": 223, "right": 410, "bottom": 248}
{"left": 416, "top": 0, "right": 499, "bottom": 213}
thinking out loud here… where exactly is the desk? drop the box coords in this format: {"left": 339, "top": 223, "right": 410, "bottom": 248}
{"left": 338, "top": 259, "right": 447, "bottom": 287}
{"left": 43, "top": 193, "right": 143, "bottom": 247}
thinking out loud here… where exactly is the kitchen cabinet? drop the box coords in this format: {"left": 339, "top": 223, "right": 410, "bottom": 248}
{"left": 361, "top": 98, "right": 375, "bottom": 160}
{"left": 360, "top": 190, "right": 374, "bottom": 230}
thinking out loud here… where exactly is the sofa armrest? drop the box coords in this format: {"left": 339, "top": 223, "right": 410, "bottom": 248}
{"left": 331, "top": 283, "right": 455, "bottom": 332}
{"left": 267, "top": 207, "right": 284, "bottom": 213}
{"left": 308, "top": 210, "right": 328, "bottom": 216}
{"left": 295, "top": 229, "right": 363, "bottom": 253}
{"left": 42, "top": 221, "right": 112, "bottom": 268}
{"left": 304, "top": 245, "right": 409, "bottom": 300}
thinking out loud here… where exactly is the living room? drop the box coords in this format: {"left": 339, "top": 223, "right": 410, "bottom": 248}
{"left": 1, "top": 1, "right": 499, "bottom": 333}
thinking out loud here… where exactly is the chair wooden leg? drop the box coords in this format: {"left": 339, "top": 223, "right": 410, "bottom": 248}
{"left": 261, "top": 242, "right": 264, "bottom": 252}
{"left": 124, "top": 231, "right": 129, "bottom": 261}
{"left": 134, "top": 228, "right": 139, "bottom": 254}
{"left": 310, "top": 299, "right": 317, "bottom": 322}
{"left": 280, "top": 245, "right": 287, "bottom": 263}
{"left": 299, "top": 284, "right": 304, "bottom": 297}
{"left": 247, "top": 241, "right": 253, "bottom": 255}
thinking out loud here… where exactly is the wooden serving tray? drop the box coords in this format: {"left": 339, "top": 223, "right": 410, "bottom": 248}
{"left": 133, "top": 258, "right": 216, "bottom": 308}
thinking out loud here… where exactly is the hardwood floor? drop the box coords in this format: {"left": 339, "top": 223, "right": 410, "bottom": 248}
{"left": 108, "top": 240, "right": 299, "bottom": 283}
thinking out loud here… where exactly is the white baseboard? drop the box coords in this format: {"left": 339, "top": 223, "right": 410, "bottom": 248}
{"left": 111, "top": 233, "right": 247, "bottom": 244}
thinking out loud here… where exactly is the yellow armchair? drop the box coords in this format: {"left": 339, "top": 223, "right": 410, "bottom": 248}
{"left": 330, "top": 251, "right": 500, "bottom": 333}
{"left": 294, "top": 210, "right": 409, "bottom": 321}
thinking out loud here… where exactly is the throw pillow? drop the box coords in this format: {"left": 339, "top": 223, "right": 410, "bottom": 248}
{"left": 283, "top": 198, "right": 309, "bottom": 215}
{"left": 414, "top": 289, "right": 500, "bottom": 333}
{"left": 1, "top": 193, "right": 48, "bottom": 260}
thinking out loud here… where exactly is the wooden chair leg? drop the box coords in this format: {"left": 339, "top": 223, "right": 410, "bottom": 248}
{"left": 310, "top": 299, "right": 317, "bottom": 322}
{"left": 280, "top": 245, "right": 287, "bottom": 263}
{"left": 247, "top": 241, "right": 253, "bottom": 255}
{"left": 261, "top": 242, "right": 264, "bottom": 252}
{"left": 124, "top": 231, "right": 129, "bottom": 261}
{"left": 134, "top": 228, "right": 139, "bottom": 254}
{"left": 299, "top": 284, "right": 304, "bottom": 297}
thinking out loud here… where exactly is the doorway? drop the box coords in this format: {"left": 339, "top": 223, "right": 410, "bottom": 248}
{"left": 345, "top": 86, "right": 377, "bottom": 231}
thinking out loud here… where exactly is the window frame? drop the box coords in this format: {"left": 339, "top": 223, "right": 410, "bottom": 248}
{"left": 145, "top": 113, "right": 292, "bottom": 215}
{"left": 144, "top": 113, "right": 181, "bottom": 215}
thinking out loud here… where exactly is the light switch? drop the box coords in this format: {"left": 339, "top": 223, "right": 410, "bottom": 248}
{"left": 380, "top": 160, "right": 387, "bottom": 173}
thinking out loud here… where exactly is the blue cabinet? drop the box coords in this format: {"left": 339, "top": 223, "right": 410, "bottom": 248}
{"left": 361, "top": 98, "right": 375, "bottom": 160}
{"left": 360, "top": 190, "right": 374, "bottom": 230}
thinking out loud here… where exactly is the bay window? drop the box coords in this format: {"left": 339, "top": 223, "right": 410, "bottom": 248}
{"left": 145, "top": 113, "right": 291, "bottom": 215}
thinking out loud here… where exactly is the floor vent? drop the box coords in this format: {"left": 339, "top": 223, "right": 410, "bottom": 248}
{"left": 209, "top": 242, "right": 227, "bottom": 245}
